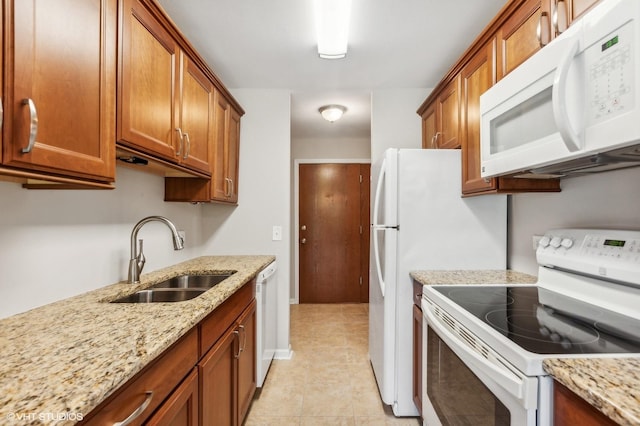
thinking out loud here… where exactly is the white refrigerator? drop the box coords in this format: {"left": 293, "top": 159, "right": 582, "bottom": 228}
{"left": 369, "top": 148, "right": 507, "bottom": 416}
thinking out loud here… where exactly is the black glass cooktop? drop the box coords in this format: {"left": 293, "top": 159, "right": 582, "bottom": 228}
{"left": 433, "top": 285, "right": 640, "bottom": 355}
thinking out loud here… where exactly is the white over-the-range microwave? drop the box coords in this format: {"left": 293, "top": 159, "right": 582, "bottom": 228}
{"left": 480, "top": 0, "right": 640, "bottom": 179}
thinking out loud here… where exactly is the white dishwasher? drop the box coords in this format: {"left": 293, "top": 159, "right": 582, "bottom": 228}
{"left": 255, "top": 261, "right": 277, "bottom": 387}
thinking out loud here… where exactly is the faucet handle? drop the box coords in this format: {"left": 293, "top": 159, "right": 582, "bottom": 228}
{"left": 137, "top": 239, "right": 146, "bottom": 272}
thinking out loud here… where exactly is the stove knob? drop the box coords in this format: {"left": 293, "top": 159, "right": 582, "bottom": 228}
{"left": 539, "top": 236, "right": 551, "bottom": 248}
{"left": 561, "top": 238, "right": 574, "bottom": 249}
{"left": 550, "top": 236, "right": 562, "bottom": 249}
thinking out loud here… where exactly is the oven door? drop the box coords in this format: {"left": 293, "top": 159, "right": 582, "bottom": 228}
{"left": 421, "top": 298, "right": 541, "bottom": 426}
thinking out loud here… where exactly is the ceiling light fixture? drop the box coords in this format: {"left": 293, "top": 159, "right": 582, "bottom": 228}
{"left": 319, "top": 105, "right": 347, "bottom": 122}
{"left": 314, "top": 0, "right": 352, "bottom": 59}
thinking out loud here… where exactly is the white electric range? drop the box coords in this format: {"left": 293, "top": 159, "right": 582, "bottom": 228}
{"left": 421, "top": 229, "right": 640, "bottom": 425}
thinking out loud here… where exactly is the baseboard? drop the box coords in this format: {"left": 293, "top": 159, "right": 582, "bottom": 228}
{"left": 274, "top": 345, "right": 294, "bottom": 360}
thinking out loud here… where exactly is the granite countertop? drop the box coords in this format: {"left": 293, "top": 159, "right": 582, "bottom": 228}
{"left": 410, "top": 269, "right": 537, "bottom": 286}
{"left": 0, "top": 255, "right": 274, "bottom": 425}
{"left": 544, "top": 358, "right": 640, "bottom": 426}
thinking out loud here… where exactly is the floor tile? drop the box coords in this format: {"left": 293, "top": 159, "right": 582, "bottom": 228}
{"left": 244, "top": 303, "right": 421, "bottom": 425}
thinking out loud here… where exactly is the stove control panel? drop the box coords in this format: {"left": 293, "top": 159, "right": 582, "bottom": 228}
{"left": 536, "top": 229, "right": 640, "bottom": 286}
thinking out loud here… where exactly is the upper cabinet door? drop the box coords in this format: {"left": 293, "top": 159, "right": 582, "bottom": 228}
{"left": 436, "top": 75, "right": 461, "bottom": 149}
{"left": 118, "top": 0, "right": 179, "bottom": 161}
{"left": 461, "top": 41, "right": 497, "bottom": 194}
{"left": 226, "top": 106, "right": 241, "bottom": 203}
{"left": 179, "top": 54, "right": 213, "bottom": 175}
{"left": 4, "top": 0, "right": 116, "bottom": 182}
{"left": 496, "top": 0, "right": 543, "bottom": 80}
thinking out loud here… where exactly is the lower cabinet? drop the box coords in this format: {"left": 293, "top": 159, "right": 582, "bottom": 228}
{"left": 412, "top": 281, "right": 423, "bottom": 418}
{"left": 200, "top": 299, "right": 256, "bottom": 426}
{"left": 553, "top": 380, "right": 617, "bottom": 426}
{"left": 81, "top": 279, "right": 257, "bottom": 426}
{"left": 146, "top": 368, "right": 199, "bottom": 426}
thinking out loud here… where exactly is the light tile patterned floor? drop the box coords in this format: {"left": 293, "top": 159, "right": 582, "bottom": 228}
{"left": 244, "top": 304, "right": 421, "bottom": 426}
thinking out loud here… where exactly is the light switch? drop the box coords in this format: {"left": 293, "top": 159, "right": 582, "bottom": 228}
{"left": 272, "top": 226, "right": 282, "bottom": 241}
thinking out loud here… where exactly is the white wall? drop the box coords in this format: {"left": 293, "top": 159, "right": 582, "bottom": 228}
{"left": 0, "top": 166, "right": 205, "bottom": 318}
{"left": 200, "top": 89, "right": 292, "bottom": 358}
{"left": 371, "top": 88, "right": 432, "bottom": 162}
{"left": 509, "top": 166, "right": 640, "bottom": 275}
{"left": 292, "top": 137, "right": 370, "bottom": 160}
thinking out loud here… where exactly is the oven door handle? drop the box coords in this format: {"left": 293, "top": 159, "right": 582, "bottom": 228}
{"left": 423, "top": 301, "right": 536, "bottom": 408}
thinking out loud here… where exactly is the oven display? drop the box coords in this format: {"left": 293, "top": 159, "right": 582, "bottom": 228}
{"left": 603, "top": 238, "right": 626, "bottom": 247}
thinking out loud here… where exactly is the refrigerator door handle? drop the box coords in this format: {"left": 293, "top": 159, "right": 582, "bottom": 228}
{"left": 372, "top": 158, "right": 387, "bottom": 227}
{"left": 372, "top": 226, "right": 385, "bottom": 297}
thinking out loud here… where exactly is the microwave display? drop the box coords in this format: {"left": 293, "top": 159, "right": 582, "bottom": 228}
{"left": 602, "top": 35, "right": 619, "bottom": 52}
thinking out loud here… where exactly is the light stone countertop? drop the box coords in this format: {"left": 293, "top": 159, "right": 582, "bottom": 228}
{"left": 544, "top": 358, "right": 640, "bottom": 426}
{"left": 412, "top": 269, "right": 640, "bottom": 425}
{"left": 0, "top": 255, "right": 275, "bottom": 425}
{"left": 410, "top": 269, "right": 538, "bottom": 286}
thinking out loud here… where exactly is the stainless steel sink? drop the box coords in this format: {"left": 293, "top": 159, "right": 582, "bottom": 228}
{"left": 149, "top": 272, "right": 236, "bottom": 290}
{"left": 111, "top": 288, "right": 206, "bottom": 303}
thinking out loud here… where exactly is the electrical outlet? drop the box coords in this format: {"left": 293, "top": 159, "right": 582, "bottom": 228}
{"left": 272, "top": 226, "right": 282, "bottom": 241}
{"left": 178, "top": 230, "right": 186, "bottom": 244}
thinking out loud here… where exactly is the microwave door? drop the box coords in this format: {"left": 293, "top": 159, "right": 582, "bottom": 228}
{"left": 480, "top": 27, "right": 586, "bottom": 178}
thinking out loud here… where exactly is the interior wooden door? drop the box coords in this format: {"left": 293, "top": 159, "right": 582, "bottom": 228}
{"left": 299, "top": 163, "right": 370, "bottom": 303}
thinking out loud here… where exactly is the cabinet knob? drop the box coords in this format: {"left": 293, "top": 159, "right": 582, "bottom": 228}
{"left": 301, "top": 238, "right": 307, "bottom": 244}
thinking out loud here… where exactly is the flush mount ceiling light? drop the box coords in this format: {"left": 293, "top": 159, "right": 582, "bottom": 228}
{"left": 319, "top": 105, "right": 347, "bottom": 122}
{"left": 314, "top": 0, "right": 352, "bottom": 59}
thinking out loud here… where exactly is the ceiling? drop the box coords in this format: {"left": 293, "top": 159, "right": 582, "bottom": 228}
{"left": 157, "top": 0, "right": 508, "bottom": 140}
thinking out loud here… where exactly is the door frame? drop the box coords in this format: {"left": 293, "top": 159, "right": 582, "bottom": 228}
{"left": 293, "top": 158, "right": 371, "bottom": 304}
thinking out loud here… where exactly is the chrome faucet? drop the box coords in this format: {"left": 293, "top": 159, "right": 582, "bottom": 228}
{"left": 128, "top": 216, "right": 184, "bottom": 283}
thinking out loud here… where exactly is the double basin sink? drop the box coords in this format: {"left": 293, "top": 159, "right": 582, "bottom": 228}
{"left": 111, "top": 272, "right": 236, "bottom": 303}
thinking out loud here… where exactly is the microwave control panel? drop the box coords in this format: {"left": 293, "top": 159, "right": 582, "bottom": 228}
{"left": 587, "top": 20, "right": 634, "bottom": 124}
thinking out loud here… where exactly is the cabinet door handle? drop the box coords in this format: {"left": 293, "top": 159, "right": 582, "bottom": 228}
{"left": 175, "top": 128, "right": 184, "bottom": 157}
{"left": 233, "top": 329, "right": 241, "bottom": 359}
{"left": 553, "top": 0, "right": 567, "bottom": 35}
{"left": 432, "top": 132, "right": 442, "bottom": 149}
{"left": 225, "top": 177, "right": 232, "bottom": 197}
{"left": 183, "top": 132, "right": 191, "bottom": 160}
{"left": 113, "top": 391, "right": 153, "bottom": 426}
{"left": 0, "top": 97, "right": 3, "bottom": 131}
{"left": 230, "top": 179, "right": 234, "bottom": 198}
{"left": 238, "top": 324, "right": 246, "bottom": 353}
{"left": 537, "top": 11, "right": 550, "bottom": 47}
{"left": 21, "top": 98, "right": 38, "bottom": 154}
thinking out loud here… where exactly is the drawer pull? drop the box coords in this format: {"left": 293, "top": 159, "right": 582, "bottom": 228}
{"left": 113, "top": 391, "right": 153, "bottom": 426}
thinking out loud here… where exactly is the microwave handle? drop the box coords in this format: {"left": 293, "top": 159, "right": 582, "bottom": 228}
{"left": 552, "top": 38, "right": 582, "bottom": 152}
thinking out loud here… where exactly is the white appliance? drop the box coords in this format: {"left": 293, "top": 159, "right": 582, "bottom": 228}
{"left": 369, "top": 148, "right": 507, "bottom": 416}
{"left": 255, "top": 261, "right": 277, "bottom": 387}
{"left": 480, "top": 0, "right": 640, "bottom": 179}
{"left": 422, "top": 228, "right": 640, "bottom": 425}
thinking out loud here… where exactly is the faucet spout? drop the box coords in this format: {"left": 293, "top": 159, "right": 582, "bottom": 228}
{"left": 128, "top": 216, "right": 184, "bottom": 283}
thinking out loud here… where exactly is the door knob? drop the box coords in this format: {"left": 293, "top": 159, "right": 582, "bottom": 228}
{"left": 301, "top": 238, "right": 307, "bottom": 244}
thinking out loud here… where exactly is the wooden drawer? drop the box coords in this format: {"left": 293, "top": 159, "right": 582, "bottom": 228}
{"left": 82, "top": 329, "right": 198, "bottom": 426}
{"left": 199, "top": 279, "right": 255, "bottom": 356}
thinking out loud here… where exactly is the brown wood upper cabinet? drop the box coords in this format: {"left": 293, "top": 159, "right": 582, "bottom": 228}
{"left": 1, "top": 0, "right": 116, "bottom": 187}
{"left": 212, "top": 90, "right": 241, "bottom": 203}
{"left": 118, "top": 0, "right": 211, "bottom": 176}
{"left": 421, "top": 76, "right": 461, "bottom": 150}
{"left": 419, "top": 0, "right": 562, "bottom": 196}
{"left": 164, "top": 89, "right": 242, "bottom": 204}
